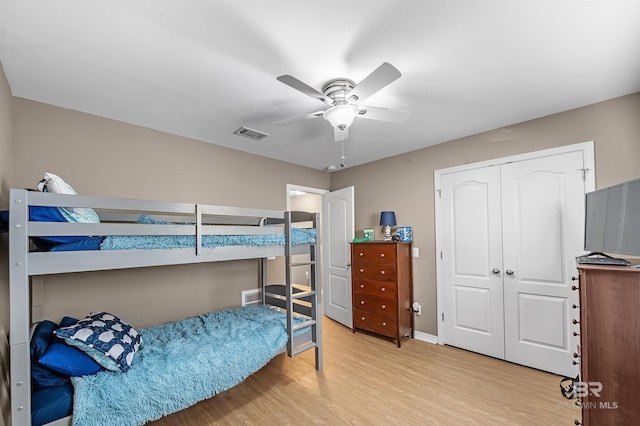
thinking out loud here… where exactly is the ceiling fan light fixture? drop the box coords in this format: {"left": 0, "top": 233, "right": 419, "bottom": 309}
{"left": 323, "top": 104, "right": 359, "bottom": 130}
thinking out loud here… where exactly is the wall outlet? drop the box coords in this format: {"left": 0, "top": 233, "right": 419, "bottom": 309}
{"left": 412, "top": 302, "right": 422, "bottom": 316}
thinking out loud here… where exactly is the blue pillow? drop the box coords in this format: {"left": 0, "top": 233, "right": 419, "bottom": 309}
{"left": 39, "top": 341, "right": 105, "bottom": 377}
{"left": 39, "top": 316, "right": 104, "bottom": 377}
{"left": 30, "top": 321, "right": 69, "bottom": 389}
{"left": 49, "top": 236, "right": 104, "bottom": 252}
{"left": 54, "top": 312, "right": 143, "bottom": 372}
{"left": 29, "top": 206, "right": 88, "bottom": 246}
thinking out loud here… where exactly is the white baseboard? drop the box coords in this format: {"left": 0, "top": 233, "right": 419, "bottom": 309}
{"left": 413, "top": 330, "right": 438, "bottom": 344}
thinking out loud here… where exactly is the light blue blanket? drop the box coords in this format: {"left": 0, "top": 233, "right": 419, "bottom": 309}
{"left": 71, "top": 305, "right": 293, "bottom": 426}
{"left": 100, "top": 214, "right": 316, "bottom": 250}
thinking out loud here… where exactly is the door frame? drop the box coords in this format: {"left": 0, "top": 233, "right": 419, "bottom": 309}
{"left": 286, "top": 184, "right": 329, "bottom": 311}
{"left": 286, "top": 184, "right": 328, "bottom": 210}
{"left": 433, "top": 141, "right": 595, "bottom": 345}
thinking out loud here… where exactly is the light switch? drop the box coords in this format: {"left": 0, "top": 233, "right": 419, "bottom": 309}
{"left": 412, "top": 247, "right": 419, "bottom": 257}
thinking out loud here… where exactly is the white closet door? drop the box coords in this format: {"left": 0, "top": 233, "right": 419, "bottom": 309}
{"left": 440, "top": 166, "right": 505, "bottom": 359}
{"left": 501, "top": 151, "right": 583, "bottom": 376}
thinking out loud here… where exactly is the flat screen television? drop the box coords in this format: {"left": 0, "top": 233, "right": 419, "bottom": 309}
{"left": 584, "top": 177, "right": 640, "bottom": 258}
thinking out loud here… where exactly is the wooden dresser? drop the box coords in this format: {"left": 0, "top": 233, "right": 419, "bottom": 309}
{"left": 351, "top": 241, "right": 414, "bottom": 347}
{"left": 575, "top": 264, "right": 640, "bottom": 425}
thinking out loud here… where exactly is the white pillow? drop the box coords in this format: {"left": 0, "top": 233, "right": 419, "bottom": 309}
{"left": 38, "top": 172, "right": 100, "bottom": 223}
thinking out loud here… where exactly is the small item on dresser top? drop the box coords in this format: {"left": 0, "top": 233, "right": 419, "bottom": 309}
{"left": 397, "top": 226, "right": 412, "bottom": 242}
{"left": 363, "top": 228, "right": 375, "bottom": 241}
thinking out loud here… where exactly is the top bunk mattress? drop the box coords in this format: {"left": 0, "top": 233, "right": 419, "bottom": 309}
{"left": 49, "top": 214, "right": 316, "bottom": 252}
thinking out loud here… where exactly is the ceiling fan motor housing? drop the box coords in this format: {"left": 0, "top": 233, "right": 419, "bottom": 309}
{"left": 322, "top": 79, "right": 357, "bottom": 104}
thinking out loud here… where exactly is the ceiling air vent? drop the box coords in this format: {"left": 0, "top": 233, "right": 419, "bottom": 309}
{"left": 233, "top": 126, "right": 269, "bottom": 141}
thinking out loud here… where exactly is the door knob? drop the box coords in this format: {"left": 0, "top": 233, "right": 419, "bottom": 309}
{"left": 505, "top": 269, "right": 515, "bottom": 276}
{"left": 492, "top": 268, "right": 501, "bottom": 275}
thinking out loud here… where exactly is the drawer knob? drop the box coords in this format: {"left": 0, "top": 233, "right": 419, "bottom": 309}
{"left": 381, "top": 287, "right": 386, "bottom": 292}
{"left": 360, "top": 284, "right": 365, "bottom": 288}
{"left": 380, "top": 271, "right": 385, "bottom": 275}
{"left": 359, "top": 252, "right": 364, "bottom": 256}
{"left": 381, "top": 304, "right": 386, "bottom": 309}
{"left": 360, "top": 300, "right": 365, "bottom": 305}
{"left": 380, "top": 253, "right": 385, "bottom": 257}
{"left": 382, "top": 322, "right": 387, "bottom": 326}
{"left": 360, "top": 268, "right": 364, "bottom": 273}
{"left": 361, "top": 316, "right": 366, "bottom": 320}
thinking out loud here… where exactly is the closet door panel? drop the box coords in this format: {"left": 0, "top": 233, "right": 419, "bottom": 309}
{"left": 501, "top": 151, "right": 584, "bottom": 376}
{"left": 440, "top": 166, "right": 504, "bottom": 359}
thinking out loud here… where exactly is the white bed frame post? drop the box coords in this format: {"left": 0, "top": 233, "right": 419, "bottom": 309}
{"left": 9, "top": 189, "right": 32, "bottom": 426}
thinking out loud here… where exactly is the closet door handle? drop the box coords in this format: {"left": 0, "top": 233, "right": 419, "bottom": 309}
{"left": 505, "top": 269, "right": 515, "bottom": 277}
{"left": 492, "top": 268, "right": 501, "bottom": 275}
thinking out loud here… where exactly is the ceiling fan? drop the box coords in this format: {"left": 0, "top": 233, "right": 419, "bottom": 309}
{"left": 275, "top": 62, "right": 409, "bottom": 141}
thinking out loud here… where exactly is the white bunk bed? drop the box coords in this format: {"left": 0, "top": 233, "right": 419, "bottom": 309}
{"left": 6, "top": 188, "right": 322, "bottom": 426}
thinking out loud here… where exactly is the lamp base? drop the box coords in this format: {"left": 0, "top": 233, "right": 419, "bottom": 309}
{"left": 384, "top": 225, "right": 392, "bottom": 241}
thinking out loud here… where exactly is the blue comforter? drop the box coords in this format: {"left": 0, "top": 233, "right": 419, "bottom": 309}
{"left": 50, "top": 214, "right": 316, "bottom": 251}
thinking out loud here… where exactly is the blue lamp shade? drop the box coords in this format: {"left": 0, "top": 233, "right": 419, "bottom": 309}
{"left": 379, "top": 211, "right": 397, "bottom": 226}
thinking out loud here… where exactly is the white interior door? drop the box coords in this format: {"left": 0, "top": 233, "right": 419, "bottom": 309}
{"left": 440, "top": 167, "right": 505, "bottom": 359}
{"left": 322, "top": 186, "right": 355, "bottom": 328}
{"left": 501, "top": 151, "right": 584, "bottom": 376}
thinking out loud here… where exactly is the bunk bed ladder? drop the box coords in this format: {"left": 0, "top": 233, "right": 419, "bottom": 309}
{"left": 284, "top": 211, "right": 322, "bottom": 371}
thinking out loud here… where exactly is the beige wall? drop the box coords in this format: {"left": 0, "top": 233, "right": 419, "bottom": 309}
{"left": 0, "top": 63, "right": 13, "bottom": 334}
{"left": 10, "top": 98, "right": 329, "bottom": 328}
{"left": 4, "top": 88, "right": 640, "bottom": 334}
{"left": 330, "top": 92, "right": 640, "bottom": 336}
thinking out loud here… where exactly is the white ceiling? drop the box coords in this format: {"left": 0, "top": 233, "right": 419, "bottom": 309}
{"left": 2, "top": 1, "right": 640, "bottom": 171}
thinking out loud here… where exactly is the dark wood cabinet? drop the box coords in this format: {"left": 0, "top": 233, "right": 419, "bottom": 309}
{"left": 351, "top": 241, "right": 414, "bottom": 347}
{"left": 576, "top": 264, "right": 640, "bottom": 425}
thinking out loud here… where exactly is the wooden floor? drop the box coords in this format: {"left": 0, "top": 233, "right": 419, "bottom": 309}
{"left": 151, "top": 317, "right": 581, "bottom": 425}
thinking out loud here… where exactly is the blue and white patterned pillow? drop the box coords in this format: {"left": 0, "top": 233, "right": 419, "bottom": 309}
{"left": 54, "top": 312, "right": 142, "bottom": 372}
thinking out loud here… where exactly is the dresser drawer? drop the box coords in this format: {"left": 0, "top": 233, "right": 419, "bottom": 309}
{"left": 353, "top": 309, "right": 397, "bottom": 338}
{"left": 351, "top": 263, "right": 396, "bottom": 282}
{"left": 352, "top": 244, "right": 396, "bottom": 264}
{"left": 353, "top": 279, "right": 396, "bottom": 298}
{"left": 353, "top": 293, "right": 397, "bottom": 315}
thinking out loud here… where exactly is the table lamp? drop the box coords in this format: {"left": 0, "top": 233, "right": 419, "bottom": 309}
{"left": 380, "top": 211, "right": 396, "bottom": 241}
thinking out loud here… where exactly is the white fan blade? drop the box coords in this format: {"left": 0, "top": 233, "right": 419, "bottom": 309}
{"left": 357, "top": 105, "right": 410, "bottom": 123}
{"left": 275, "top": 110, "right": 324, "bottom": 126}
{"left": 346, "top": 62, "right": 401, "bottom": 103}
{"left": 277, "top": 75, "right": 335, "bottom": 106}
{"left": 334, "top": 126, "right": 349, "bottom": 142}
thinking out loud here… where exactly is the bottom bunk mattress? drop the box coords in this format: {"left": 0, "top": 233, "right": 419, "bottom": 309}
{"left": 70, "top": 305, "right": 293, "bottom": 426}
